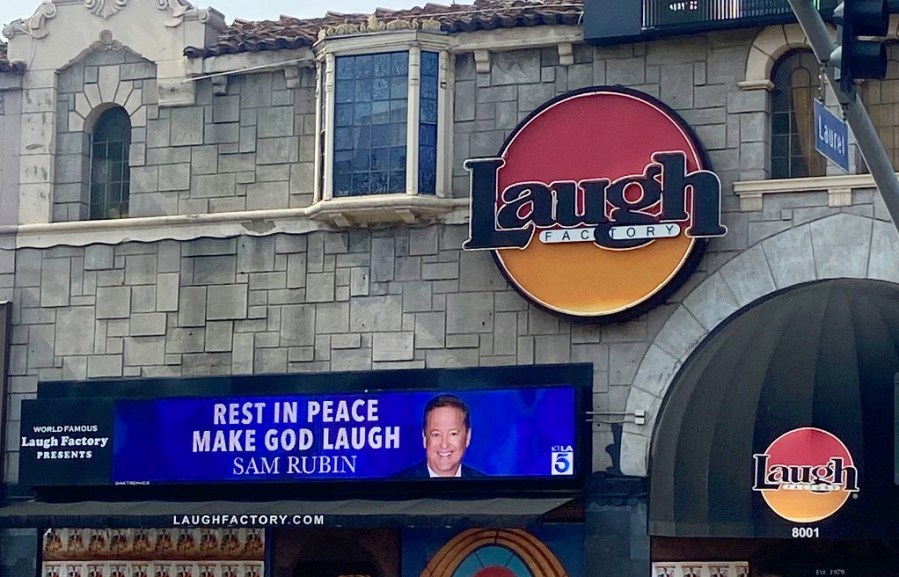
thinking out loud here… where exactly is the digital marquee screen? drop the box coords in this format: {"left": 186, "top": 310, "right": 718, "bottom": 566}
{"left": 19, "top": 385, "right": 579, "bottom": 486}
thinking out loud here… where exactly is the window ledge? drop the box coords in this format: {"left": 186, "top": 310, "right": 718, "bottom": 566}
{"left": 307, "top": 194, "right": 468, "bottom": 228}
{"left": 733, "top": 174, "right": 889, "bottom": 211}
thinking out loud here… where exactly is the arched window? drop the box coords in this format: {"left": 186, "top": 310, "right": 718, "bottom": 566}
{"left": 90, "top": 106, "right": 131, "bottom": 219}
{"left": 861, "top": 51, "right": 899, "bottom": 172}
{"left": 770, "top": 50, "right": 826, "bottom": 179}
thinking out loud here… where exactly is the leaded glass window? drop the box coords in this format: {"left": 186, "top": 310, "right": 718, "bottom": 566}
{"left": 419, "top": 51, "right": 439, "bottom": 195}
{"left": 332, "top": 50, "right": 440, "bottom": 197}
{"left": 90, "top": 106, "right": 131, "bottom": 219}
{"left": 770, "top": 50, "right": 826, "bottom": 179}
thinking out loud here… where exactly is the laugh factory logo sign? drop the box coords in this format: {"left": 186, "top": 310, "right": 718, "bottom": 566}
{"left": 463, "top": 87, "right": 726, "bottom": 320}
{"left": 752, "top": 427, "right": 859, "bottom": 523}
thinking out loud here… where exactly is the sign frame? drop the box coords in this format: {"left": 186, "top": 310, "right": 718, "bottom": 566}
{"left": 19, "top": 364, "right": 592, "bottom": 492}
{"left": 814, "top": 98, "right": 850, "bottom": 173}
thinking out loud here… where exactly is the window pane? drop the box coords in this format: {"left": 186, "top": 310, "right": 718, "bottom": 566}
{"left": 336, "top": 57, "right": 355, "bottom": 80}
{"left": 336, "top": 85, "right": 354, "bottom": 104}
{"left": 421, "top": 51, "right": 439, "bottom": 78}
{"left": 371, "top": 172, "right": 389, "bottom": 194}
{"left": 335, "top": 103, "right": 354, "bottom": 127}
{"left": 421, "top": 78, "right": 438, "bottom": 100}
{"left": 352, "top": 172, "right": 370, "bottom": 195}
{"left": 771, "top": 112, "right": 790, "bottom": 135}
{"left": 771, "top": 157, "right": 789, "bottom": 179}
{"left": 371, "top": 148, "right": 390, "bottom": 172}
{"left": 771, "top": 134, "right": 789, "bottom": 159}
{"left": 371, "top": 101, "right": 390, "bottom": 124}
{"left": 391, "top": 52, "right": 408, "bottom": 75}
{"left": 335, "top": 127, "right": 355, "bottom": 151}
{"left": 389, "top": 170, "right": 406, "bottom": 191}
{"left": 356, "top": 55, "right": 373, "bottom": 78}
{"left": 389, "top": 123, "right": 406, "bottom": 147}
{"left": 107, "top": 141, "right": 124, "bottom": 159}
{"left": 334, "top": 173, "right": 352, "bottom": 197}
{"left": 419, "top": 145, "right": 437, "bottom": 195}
{"left": 421, "top": 98, "right": 438, "bottom": 125}
{"left": 419, "top": 124, "right": 437, "bottom": 147}
{"left": 371, "top": 124, "right": 389, "bottom": 148}
{"left": 353, "top": 150, "right": 371, "bottom": 172}
{"left": 373, "top": 78, "right": 390, "bottom": 101}
{"left": 390, "top": 76, "right": 408, "bottom": 100}
{"left": 389, "top": 146, "right": 406, "bottom": 171}
{"left": 374, "top": 53, "right": 392, "bottom": 77}
{"left": 355, "top": 79, "right": 373, "bottom": 102}
{"left": 354, "top": 102, "right": 372, "bottom": 125}
{"left": 390, "top": 100, "right": 407, "bottom": 124}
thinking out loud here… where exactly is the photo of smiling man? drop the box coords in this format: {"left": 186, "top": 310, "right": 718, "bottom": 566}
{"left": 394, "top": 394, "right": 485, "bottom": 478}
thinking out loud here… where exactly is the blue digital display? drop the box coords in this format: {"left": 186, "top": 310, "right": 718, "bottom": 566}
{"left": 112, "top": 387, "right": 577, "bottom": 483}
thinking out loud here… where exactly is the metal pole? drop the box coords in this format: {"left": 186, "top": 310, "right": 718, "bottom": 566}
{"left": 787, "top": 0, "right": 899, "bottom": 230}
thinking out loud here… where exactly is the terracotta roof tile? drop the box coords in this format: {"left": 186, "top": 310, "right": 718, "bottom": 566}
{"left": 0, "top": 41, "right": 26, "bottom": 73}
{"left": 185, "top": 0, "right": 583, "bottom": 57}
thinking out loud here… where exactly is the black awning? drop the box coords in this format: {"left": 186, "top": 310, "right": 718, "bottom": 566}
{"left": 650, "top": 279, "right": 899, "bottom": 539}
{"left": 0, "top": 497, "right": 576, "bottom": 529}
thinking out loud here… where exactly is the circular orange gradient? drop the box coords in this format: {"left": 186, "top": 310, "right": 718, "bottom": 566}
{"left": 759, "top": 428, "right": 856, "bottom": 523}
{"left": 494, "top": 89, "right": 705, "bottom": 318}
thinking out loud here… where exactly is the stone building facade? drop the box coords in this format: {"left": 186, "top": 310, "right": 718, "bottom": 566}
{"left": 1, "top": 1, "right": 899, "bottom": 576}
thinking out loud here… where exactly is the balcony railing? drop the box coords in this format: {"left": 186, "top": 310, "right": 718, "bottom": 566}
{"left": 584, "top": 0, "right": 898, "bottom": 46}
{"left": 643, "top": 0, "right": 836, "bottom": 29}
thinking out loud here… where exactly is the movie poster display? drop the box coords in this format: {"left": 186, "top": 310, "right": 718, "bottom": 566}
{"left": 41, "top": 528, "right": 264, "bottom": 577}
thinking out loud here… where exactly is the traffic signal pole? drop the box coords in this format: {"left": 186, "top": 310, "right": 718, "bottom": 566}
{"left": 787, "top": 0, "right": 899, "bottom": 230}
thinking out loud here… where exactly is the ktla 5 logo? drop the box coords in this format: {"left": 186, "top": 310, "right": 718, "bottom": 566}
{"left": 551, "top": 445, "right": 574, "bottom": 475}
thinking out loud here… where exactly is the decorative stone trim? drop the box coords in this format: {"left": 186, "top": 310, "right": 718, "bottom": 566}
{"left": 740, "top": 24, "right": 811, "bottom": 91}
{"left": 2, "top": 1, "right": 57, "bottom": 39}
{"left": 450, "top": 25, "right": 583, "bottom": 53}
{"left": 1, "top": 201, "right": 470, "bottom": 249}
{"left": 473, "top": 49, "right": 490, "bottom": 73}
{"left": 557, "top": 42, "right": 573, "bottom": 66}
{"left": 187, "top": 27, "right": 582, "bottom": 79}
{"left": 621, "top": 213, "right": 899, "bottom": 476}
{"left": 211, "top": 75, "right": 228, "bottom": 96}
{"left": 69, "top": 69, "right": 148, "bottom": 132}
{"left": 733, "top": 174, "right": 887, "bottom": 211}
{"left": 736, "top": 79, "right": 773, "bottom": 91}
{"left": 156, "top": 0, "right": 193, "bottom": 27}
{"left": 316, "top": 14, "right": 441, "bottom": 40}
{"left": 84, "top": 0, "right": 129, "bottom": 19}
{"left": 742, "top": 17, "right": 899, "bottom": 91}
{"left": 306, "top": 195, "right": 468, "bottom": 228}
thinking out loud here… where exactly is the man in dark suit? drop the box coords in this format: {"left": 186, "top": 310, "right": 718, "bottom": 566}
{"left": 394, "top": 394, "right": 485, "bottom": 478}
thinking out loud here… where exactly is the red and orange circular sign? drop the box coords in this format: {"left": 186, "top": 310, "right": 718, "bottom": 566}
{"left": 752, "top": 427, "right": 859, "bottom": 523}
{"left": 463, "top": 87, "right": 726, "bottom": 320}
